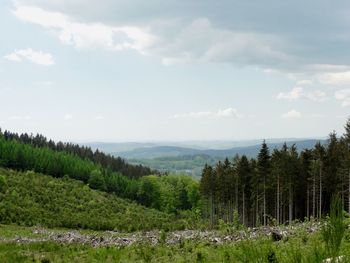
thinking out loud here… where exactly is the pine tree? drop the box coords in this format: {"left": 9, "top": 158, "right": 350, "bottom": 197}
{"left": 257, "top": 140, "right": 271, "bottom": 226}
{"left": 237, "top": 155, "right": 251, "bottom": 225}
{"left": 314, "top": 142, "right": 325, "bottom": 218}
{"left": 200, "top": 164, "right": 215, "bottom": 226}
{"left": 344, "top": 118, "right": 350, "bottom": 212}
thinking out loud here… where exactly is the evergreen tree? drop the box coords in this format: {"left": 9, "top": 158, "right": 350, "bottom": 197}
{"left": 257, "top": 140, "right": 271, "bottom": 226}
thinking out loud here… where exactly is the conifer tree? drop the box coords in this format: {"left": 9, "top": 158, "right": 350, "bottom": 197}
{"left": 257, "top": 140, "right": 271, "bottom": 226}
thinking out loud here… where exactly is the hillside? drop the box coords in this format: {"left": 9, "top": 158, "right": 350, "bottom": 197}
{"left": 121, "top": 140, "right": 327, "bottom": 177}
{"left": 0, "top": 168, "right": 187, "bottom": 232}
{"left": 116, "top": 139, "right": 326, "bottom": 159}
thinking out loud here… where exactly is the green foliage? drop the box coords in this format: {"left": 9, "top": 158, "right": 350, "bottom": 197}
{"left": 0, "top": 175, "right": 7, "bottom": 193}
{"left": 233, "top": 209, "right": 241, "bottom": 230}
{"left": 0, "top": 129, "right": 154, "bottom": 179}
{"left": 0, "top": 223, "right": 350, "bottom": 262}
{"left": 0, "top": 135, "right": 199, "bottom": 213}
{"left": 159, "top": 229, "right": 167, "bottom": 245}
{"left": 137, "top": 175, "right": 200, "bottom": 213}
{"left": 199, "top": 118, "right": 350, "bottom": 228}
{"left": 129, "top": 154, "right": 219, "bottom": 178}
{"left": 321, "top": 194, "right": 346, "bottom": 258}
{"left": 0, "top": 168, "right": 193, "bottom": 231}
{"left": 88, "top": 169, "right": 106, "bottom": 191}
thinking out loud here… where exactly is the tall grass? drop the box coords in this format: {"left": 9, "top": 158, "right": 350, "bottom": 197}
{"left": 321, "top": 194, "right": 346, "bottom": 259}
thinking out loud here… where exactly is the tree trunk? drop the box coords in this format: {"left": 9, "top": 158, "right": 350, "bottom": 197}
{"left": 319, "top": 164, "right": 322, "bottom": 219}
{"left": 256, "top": 189, "right": 259, "bottom": 226}
{"left": 235, "top": 178, "right": 238, "bottom": 211}
{"left": 289, "top": 180, "right": 292, "bottom": 224}
{"left": 306, "top": 182, "right": 310, "bottom": 219}
{"left": 312, "top": 173, "right": 316, "bottom": 218}
{"left": 210, "top": 194, "right": 214, "bottom": 227}
{"left": 348, "top": 169, "right": 350, "bottom": 214}
{"left": 263, "top": 176, "right": 266, "bottom": 226}
{"left": 277, "top": 174, "right": 280, "bottom": 224}
{"left": 242, "top": 188, "right": 245, "bottom": 225}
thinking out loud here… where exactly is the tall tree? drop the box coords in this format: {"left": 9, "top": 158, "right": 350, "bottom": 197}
{"left": 257, "top": 140, "right": 271, "bottom": 226}
{"left": 344, "top": 118, "right": 350, "bottom": 213}
{"left": 299, "top": 149, "right": 313, "bottom": 220}
{"left": 236, "top": 155, "right": 251, "bottom": 225}
{"left": 200, "top": 164, "right": 215, "bottom": 226}
{"left": 313, "top": 142, "right": 325, "bottom": 218}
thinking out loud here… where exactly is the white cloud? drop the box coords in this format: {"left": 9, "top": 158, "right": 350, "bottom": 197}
{"left": 8, "top": 115, "right": 32, "bottom": 120}
{"left": 63, "top": 114, "right": 73, "bottom": 120}
{"left": 335, "top": 89, "right": 350, "bottom": 107}
{"left": 35, "top": 81, "right": 54, "bottom": 87}
{"left": 12, "top": 5, "right": 292, "bottom": 67}
{"left": 4, "top": 48, "right": 54, "bottom": 65}
{"left": 276, "top": 87, "right": 303, "bottom": 101}
{"left": 157, "top": 18, "right": 290, "bottom": 66}
{"left": 296, "top": 79, "right": 313, "bottom": 85}
{"left": 319, "top": 70, "right": 350, "bottom": 85}
{"left": 305, "top": 90, "right": 327, "bottom": 102}
{"left": 93, "top": 115, "right": 105, "bottom": 120}
{"left": 310, "top": 113, "right": 326, "bottom": 118}
{"left": 13, "top": 5, "right": 156, "bottom": 52}
{"left": 4, "top": 53, "right": 21, "bottom": 61}
{"left": 8, "top": 116, "right": 21, "bottom": 120}
{"left": 174, "top": 107, "right": 241, "bottom": 119}
{"left": 276, "top": 87, "right": 327, "bottom": 102}
{"left": 281, "top": 109, "right": 301, "bottom": 119}
{"left": 304, "top": 64, "right": 350, "bottom": 73}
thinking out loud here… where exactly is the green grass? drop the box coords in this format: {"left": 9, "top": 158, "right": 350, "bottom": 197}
{"left": 0, "top": 231, "right": 349, "bottom": 262}
{"left": 0, "top": 168, "right": 192, "bottom": 232}
{"left": 0, "top": 224, "right": 349, "bottom": 262}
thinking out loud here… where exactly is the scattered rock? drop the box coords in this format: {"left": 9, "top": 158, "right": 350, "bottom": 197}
{"left": 0, "top": 222, "right": 322, "bottom": 247}
{"left": 31, "top": 226, "right": 47, "bottom": 235}
{"left": 323, "top": 256, "right": 344, "bottom": 263}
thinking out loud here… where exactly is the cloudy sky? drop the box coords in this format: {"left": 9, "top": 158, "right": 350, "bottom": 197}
{"left": 0, "top": 0, "right": 349, "bottom": 142}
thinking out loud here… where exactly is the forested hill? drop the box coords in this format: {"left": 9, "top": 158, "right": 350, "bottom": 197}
{"left": 0, "top": 129, "right": 201, "bottom": 214}
{"left": 0, "top": 129, "right": 155, "bottom": 179}
{"left": 0, "top": 168, "right": 187, "bottom": 231}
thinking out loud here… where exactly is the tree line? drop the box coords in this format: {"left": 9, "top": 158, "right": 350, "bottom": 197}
{"left": 200, "top": 118, "right": 350, "bottom": 227}
{"left": 0, "top": 130, "right": 199, "bottom": 213}
{"left": 0, "top": 129, "right": 155, "bottom": 179}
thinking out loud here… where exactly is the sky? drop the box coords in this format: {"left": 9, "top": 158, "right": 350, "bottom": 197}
{"left": 0, "top": 0, "right": 349, "bottom": 142}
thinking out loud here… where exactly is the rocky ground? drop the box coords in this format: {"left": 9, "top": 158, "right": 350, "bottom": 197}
{"left": 0, "top": 222, "right": 321, "bottom": 248}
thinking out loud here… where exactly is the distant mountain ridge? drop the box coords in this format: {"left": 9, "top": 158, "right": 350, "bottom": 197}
{"left": 114, "top": 139, "right": 327, "bottom": 159}
{"left": 83, "top": 138, "right": 326, "bottom": 156}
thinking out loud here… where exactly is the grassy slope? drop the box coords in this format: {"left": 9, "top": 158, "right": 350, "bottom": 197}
{"left": 0, "top": 168, "right": 184, "bottom": 232}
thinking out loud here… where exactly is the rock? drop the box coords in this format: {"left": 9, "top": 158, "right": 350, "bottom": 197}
{"left": 322, "top": 256, "right": 344, "bottom": 263}
{"left": 32, "top": 227, "right": 47, "bottom": 235}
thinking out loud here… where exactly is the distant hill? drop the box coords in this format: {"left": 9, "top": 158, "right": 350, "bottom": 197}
{"left": 120, "top": 139, "right": 327, "bottom": 178}
{"left": 116, "top": 146, "right": 200, "bottom": 159}
{"left": 82, "top": 142, "right": 158, "bottom": 153}
{"left": 83, "top": 138, "right": 326, "bottom": 154}
{"left": 116, "top": 139, "right": 327, "bottom": 159}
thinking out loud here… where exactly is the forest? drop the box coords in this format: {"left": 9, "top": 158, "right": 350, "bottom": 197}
{"left": 0, "top": 129, "right": 200, "bottom": 214}
{"left": 0, "top": 130, "right": 156, "bottom": 178}
{"left": 200, "top": 118, "right": 350, "bottom": 227}
{"left": 1, "top": 119, "right": 350, "bottom": 228}
{"left": 0, "top": 119, "right": 350, "bottom": 262}
{"left": 0, "top": 168, "right": 199, "bottom": 231}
